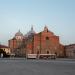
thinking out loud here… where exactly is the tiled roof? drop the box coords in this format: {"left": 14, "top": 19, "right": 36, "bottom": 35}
{"left": 0, "top": 45, "right": 9, "bottom": 48}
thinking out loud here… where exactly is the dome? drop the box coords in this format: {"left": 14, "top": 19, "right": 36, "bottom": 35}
{"left": 25, "top": 26, "right": 35, "bottom": 37}
{"left": 15, "top": 30, "right": 23, "bottom": 40}
{"left": 15, "top": 30, "right": 23, "bottom": 36}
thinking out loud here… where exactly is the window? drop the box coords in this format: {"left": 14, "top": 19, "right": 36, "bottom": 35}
{"left": 46, "top": 37, "right": 50, "bottom": 46}
{"left": 46, "top": 37, "right": 49, "bottom": 40}
{"left": 47, "top": 51, "right": 49, "bottom": 54}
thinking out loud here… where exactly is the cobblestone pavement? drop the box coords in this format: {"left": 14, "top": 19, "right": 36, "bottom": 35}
{"left": 0, "top": 58, "right": 75, "bottom": 75}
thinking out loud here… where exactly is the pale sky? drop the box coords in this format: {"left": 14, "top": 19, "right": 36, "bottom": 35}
{"left": 0, "top": 0, "right": 75, "bottom": 45}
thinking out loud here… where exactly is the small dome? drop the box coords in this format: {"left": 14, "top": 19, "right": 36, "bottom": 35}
{"left": 15, "top": 30, "right": 23, "bottom": 36}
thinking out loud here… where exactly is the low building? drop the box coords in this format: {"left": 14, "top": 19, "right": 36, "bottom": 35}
{"left": 65, "top": 44, "right": 75, "bottom": 58}
{"left": 0, "top": 44, "right": 10, "bottom": 55}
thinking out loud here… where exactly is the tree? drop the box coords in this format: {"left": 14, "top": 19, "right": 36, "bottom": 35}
{"left": 0, "top": 49, "right": 9, "bottom": 57}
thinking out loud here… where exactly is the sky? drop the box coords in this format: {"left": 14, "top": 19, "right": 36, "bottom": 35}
{"left": 0, "top": 0, "right": 75, "bottom": 46}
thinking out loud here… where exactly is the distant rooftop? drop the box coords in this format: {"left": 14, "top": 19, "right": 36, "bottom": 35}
{"left": 0, "top": 44, "right": 9, "bottom": 48}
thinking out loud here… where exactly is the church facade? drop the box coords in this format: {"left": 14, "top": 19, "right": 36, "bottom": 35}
{"left": 8, "top": 26, "right": 65, "bottom": 57}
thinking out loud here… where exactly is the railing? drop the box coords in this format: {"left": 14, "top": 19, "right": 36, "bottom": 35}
{"left": 38, "top": 54, "right": 56, "bottom": 59}
{"left": 26, "top": 54, "right": 56, "bottom": 59}
{"left": 26, "top": 54, "right": 37, "bottom": 59}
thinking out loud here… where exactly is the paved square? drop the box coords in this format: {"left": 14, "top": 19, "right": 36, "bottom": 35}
{"left": 0, "top": 58, "right": 75, "bottom": 75}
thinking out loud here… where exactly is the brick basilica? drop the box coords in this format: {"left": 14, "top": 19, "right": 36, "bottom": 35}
{"left": 9, "top": 26, "right": 65, "bottom": 57}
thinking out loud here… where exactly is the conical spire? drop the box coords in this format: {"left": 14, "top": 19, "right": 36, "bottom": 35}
{"left": 18, "top": 29, "right": 20, "bottom": 33}
{"left": 31, "top": 25, "right": 33, "bottom": 31}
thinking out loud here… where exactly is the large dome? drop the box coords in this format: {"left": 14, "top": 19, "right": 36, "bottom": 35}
{"left": 15, "top": 30, "right": 24, "bottom": 40}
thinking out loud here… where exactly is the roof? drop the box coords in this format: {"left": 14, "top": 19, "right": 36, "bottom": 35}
{"left": 25, "top": 26, "right": 36, "bottom": 37}
{"left": 65, "top": 44, "right": 75, "bottom": 47}
{"left": 15, "top": 30, "right": 23, "bottom": 36}
{"left": 0, "top": 45, "right": 9, "bottom": 48}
